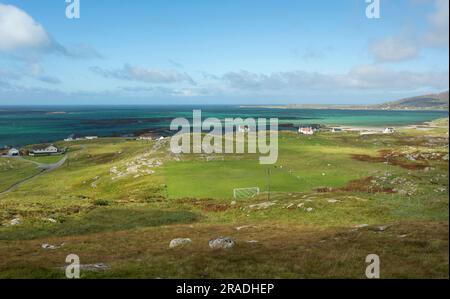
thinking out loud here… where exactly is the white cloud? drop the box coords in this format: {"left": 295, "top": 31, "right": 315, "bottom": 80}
{"left": 370, "top": 37, "right": 419, "bottom": 62}
{"left": 91, "top": 64, "right": 196, "bottom": 85}
{"left": 347, "top": 64, "right": 447, "bottom": 90}
{"left": 371, "top": 0, "right": 448, "bottom": 62}
{"left": 0, "top": 79, "right": 12, "bottom": 89}
{"left": 0, "top": 67, "right": 19, "bottom": 80}
{"left": 28, "top": 62, "right": 61, "bottom": 84}
{"left": 422, "top": 0, "right": 449, "bottom": 48}
{"left": 220, "top": 65, "right": 448, "bottom": 93}
{"left": 0, "top": 4, "right": 101, "bottom": 60}
{"left": 0, "top": 63, "right": 61, "bottom": 85}
{"left": 0, "top": 4, "right": 51, "bottom": 52}
{"left": 168, "top": 59, "right": 184, "bottom": 68}
{"left": 62, "top": 43, "right": 103, "bottom": 59}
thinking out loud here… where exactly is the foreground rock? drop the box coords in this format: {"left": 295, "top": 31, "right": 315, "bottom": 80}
{"left": 209, "top": 237, "right": 235, "bottom": 249}
{"left": 79, "top": 263, "right": 110, "bottom": 272}
{"left": 10, "top": 218, "right": 21, "bottom": 226}
{"left": 248, "top": 201, "right": 276, "bottom": 210}
{"left": 42, "top": 243, "right": 65, "bottom": 250}
{"left": 169, "top": 238, "right": 192, "bottom": 248}
{"left": 235, "top": 225, "right": 256, "bottom": 231}
{"left": 354, "top": 224, "right": 369, "bottom": 229}
{"left": 59, "top": 263, "right": 110, "bottom": 273}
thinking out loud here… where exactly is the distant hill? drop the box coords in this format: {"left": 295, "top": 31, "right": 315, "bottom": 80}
{"left": 373, "top": 91, "right": 449, "bottom": 111}
{"left": 240, "top": 90, "right": 450, "bottom": 111}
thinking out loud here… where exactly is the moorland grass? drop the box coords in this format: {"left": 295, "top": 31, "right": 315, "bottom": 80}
{"left": 0, "top": 126, "right": 447, "bottom": 278}
{"left": 0, "top": 158, "right": 40, "bottom": 192}
{"left": 0, "top": 207, "right": 199, "bottom": 240}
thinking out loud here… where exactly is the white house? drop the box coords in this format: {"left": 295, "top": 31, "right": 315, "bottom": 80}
{"left": 360, "top": 131, "right": 378, "bottom": 136}
{"left": 383, "top": 127, "right": 395, "bottom": 134}
{"left": 8, "top": 148, "right": 20, "bottom": 156}
{"left": 85, "top": 136, "right": 99, "bottom": 140}
{"left": 238, "top": 125, "right": 251, "bottom": 133}
{"left": 64, "top": 134, "right": 75, "bottom": 142}
{"left": 31, "top": 145, "right": 59, "bottom": 155}
{"left": 299, "top": 127, "right": 314, "bottom": 135}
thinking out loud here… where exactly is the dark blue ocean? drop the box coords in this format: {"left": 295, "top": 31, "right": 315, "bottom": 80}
{"left": 0, "top": 105, "right": 447, "bottom": 147}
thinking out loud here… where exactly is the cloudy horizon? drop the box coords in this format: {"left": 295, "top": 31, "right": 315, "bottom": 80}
{"left": 0, "top": 0, "right": 448, "bottom": 105}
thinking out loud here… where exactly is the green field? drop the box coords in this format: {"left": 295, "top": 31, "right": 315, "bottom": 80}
{"left": 0, "top": 158, "right": 41, "bottom": 192}
{"left": 0, "top": 121, "right": 448, "bottom": 278}
{"left": 165, "top": 133, "right": 390, "bottom": 199}
{"left": 24, "top": 155, "right": 65, "bottom": 165}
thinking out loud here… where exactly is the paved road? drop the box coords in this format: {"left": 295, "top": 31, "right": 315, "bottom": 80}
{"left": 0, "top": 154, "right": 68, "bottom": 195}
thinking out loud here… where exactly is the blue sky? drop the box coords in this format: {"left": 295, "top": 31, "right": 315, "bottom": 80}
{"left": 0, "top": 0, "right": 448, "bottom": 105}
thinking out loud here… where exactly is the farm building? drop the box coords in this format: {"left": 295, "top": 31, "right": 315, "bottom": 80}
{"left": 30, "top": 145, "right": 59, "bottom": 156}
{"left": 8, "top": 148, "right": 20, "bottom": 156}
{"left": 238, "top": 125, "right": 251, "bottom": 133}
{"left": 383, "top": 127, "right": 396, "bottom": 134}
{"left": 64, "top": 134, "right": 75, "bottom": 142}
{"left": 298, "top": 127, "right": 315, "bottom": 135}
{"left": 138, "top": 133, "right": 153, "bottom": 141}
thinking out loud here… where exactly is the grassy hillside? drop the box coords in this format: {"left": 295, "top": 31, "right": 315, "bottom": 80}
{"left": 0, "top": 158, "right": 41, "bottom": 192}
{"left": 374, "top": 91, "right": 449, "bottom": 110}
{"left": 0, "top": 123, "right": 448, "bottom": 278}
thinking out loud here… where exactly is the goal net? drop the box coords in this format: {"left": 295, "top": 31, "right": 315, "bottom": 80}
{"left": 206, "top": 156, "right": 225, "bottom": 162}
{"left": 233, "top": 187, "right": 260, "bottom": 199}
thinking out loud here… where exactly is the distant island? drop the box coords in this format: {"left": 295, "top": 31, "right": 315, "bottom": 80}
{"left": 45, "top": 111, "right": 67, "bottom": 115}
{"left": 241, "top": 91, "right": 449, "bottom": 111}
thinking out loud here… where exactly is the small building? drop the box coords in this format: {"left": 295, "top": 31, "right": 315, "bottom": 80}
{"left": 238, "top": 125, "right": 251, "bottom": 133}
{"left": 0, "top": 148, "right": 9, "bottom": 156}
{"left": 299, "top": 127, "right": 314, "bottom": 135}
{"left": 30, "top": 145, "right": 59, "bottom": 156}
{"left": 85, "top": 136, "right": 99, "bottom": 140}
{"left": 138, "top": 133, "right": 153, "bottom": 141}
{"left": 64, "top": 134, "right": 75, "bottom": 142}
{"left": 8, "top": 148, "right": 20, "bottom": 156}
{"left": 360, "top": 130, "right": 378, "bottom": 136}
{"left": 383, "top": 127, "right": 395, "bottom": 134}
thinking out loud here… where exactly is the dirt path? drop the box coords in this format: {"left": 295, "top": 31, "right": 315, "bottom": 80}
{"left": 0, "top": 154, "right": 68, "bottom": 195}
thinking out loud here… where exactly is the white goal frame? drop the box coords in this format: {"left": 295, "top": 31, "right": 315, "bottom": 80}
{"left": 233, "top": 187, "right": 260, "bottom": 199}
{"left": 206, "top": 156, "right": 225, "bottom": 162}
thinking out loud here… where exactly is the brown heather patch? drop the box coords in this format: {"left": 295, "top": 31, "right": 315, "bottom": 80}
{"left": 315, "top": 187, "right": 333, "bottom": 193}
{"left": 89, "top": 153, "right": 120, "bottom": 164}
{"left": 201, "top": 203, "right": 229, "bottom": 212}
{"left": 390, "top": 160, "right": 429, "bottom": 170}
{"left": 351, "top": 154, "right": 386, "bottom": 163}
{"left": 177, "top": 198, "right": 230, "bottom": 212}
{"left": 337, "top": 177, "right": 396, "bottom": 193}
{"left": 315, "top": 177, "right": 396, "bottom": 194}
{"left": 351, "top": 150, "right": 429, "bottom": 170}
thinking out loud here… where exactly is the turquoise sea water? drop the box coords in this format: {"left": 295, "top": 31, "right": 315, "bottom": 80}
{"left": 0, "top": 106, "right": 448, "bottom": 147}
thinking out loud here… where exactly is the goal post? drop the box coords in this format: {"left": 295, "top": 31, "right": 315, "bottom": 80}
{"left": 206, "top": 156, "right": 224, "bottom": 162}
{"left": 233, "top": 187, "right": 260, "bottom": 199}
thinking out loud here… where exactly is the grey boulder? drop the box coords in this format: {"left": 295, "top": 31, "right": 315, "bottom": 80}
{"left": 209, "top": 237, "right": 235, "bottom": 249}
